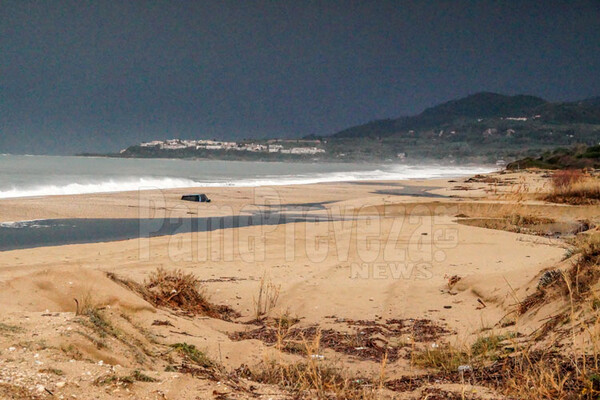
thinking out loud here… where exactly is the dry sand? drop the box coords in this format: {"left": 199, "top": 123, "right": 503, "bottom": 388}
{"left": 0, "top": 170, "right": 596, "bottom": 399}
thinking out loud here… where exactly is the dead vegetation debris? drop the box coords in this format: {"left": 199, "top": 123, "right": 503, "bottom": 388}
{"left": 151, "top": 319, "right": 174, "bottom": 327}
{"left": 231, "top": 318, "right": 451, "bottom": 363}
{"left": 519, "top": 234, "right": 600, "bottom": 316}
{"left": 106, "top": 268, "right": 239, "bottom": 320}
{"left": 0, "top": 383, "right": 38, "bottom": 400}
{"left": 388, "top": 350, "right": 596, "bottom": 398}
{"left": 417, "top": 387, "right": 471, "bottom": 400}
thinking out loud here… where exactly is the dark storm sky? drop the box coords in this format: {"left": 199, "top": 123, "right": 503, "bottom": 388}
{"left": 1, "top": 1, "right": 599, "bottom": 154}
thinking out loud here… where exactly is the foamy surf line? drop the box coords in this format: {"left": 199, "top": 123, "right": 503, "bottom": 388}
{"left": 0, "top": 177, "right": 199, "bottom": 199}
{"left": 0, "top": 220, "right": 53, "bottom": 229}
{"left": 0, "top": 166, "right": 496, "bottom": 199}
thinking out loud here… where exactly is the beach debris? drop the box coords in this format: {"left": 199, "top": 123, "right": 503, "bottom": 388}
{"left": 458, "top": 364, "right": 473, "bottom": 383}
{"left": 476, "top": 298, "right": 487, "bottom": 309}
{"left": 446, "top": 274, "right": 461, "bottom": 289}
{"left": 458, "top": 364, "right": 472, "bottom": 381}
{"left": 231, "top": 318, "right": 451, "bottom": 363}
{"left": 457, "top": 365, "right": 472, "bottom": 372}
{"left": 152, "top": 319, "right": 174, "bottom": 327}
{"left": 537, "top": 269, "right": 562, "bottom": 289}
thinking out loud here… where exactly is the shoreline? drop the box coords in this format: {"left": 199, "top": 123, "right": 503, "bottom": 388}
{"left": 0, "top": 154, "right": 497, "bottom": 200}
{"left": 0, "top": 176, "right": 488, "bottom": 224}
{"left": 0, "top": 178, "right": 453, "bottom": 202}
{"left": 75, "top": 152, "right": 502, "bottom": 166}
{"left": 0, "top": 182, "right": 459, "bottom": 252}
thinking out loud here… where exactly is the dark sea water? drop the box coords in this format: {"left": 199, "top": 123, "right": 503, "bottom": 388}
{"left": 0, "top": 155, "right": 495, "bottom": 251}
{"left": 0, "top": 214, "right": 328, "bottom": 252}
{"left": 0, "top": 155, "right": 494, "bottom": 199}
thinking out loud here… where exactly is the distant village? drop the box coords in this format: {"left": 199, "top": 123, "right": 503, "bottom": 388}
{"left": 131, "top": 139, "right": 327, "bottom": 155}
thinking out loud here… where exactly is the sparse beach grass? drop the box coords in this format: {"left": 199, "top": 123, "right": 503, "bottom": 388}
{"left": 543, "top": 170, "right": 600, "bottom": 205}
{"left": 170, "top": 343, "right": 214, "bottom": 368}
{"left": 238, "top": 329, "right": 387, "bottom": 399}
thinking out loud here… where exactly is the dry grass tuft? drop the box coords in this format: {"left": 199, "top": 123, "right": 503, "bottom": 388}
{"left": 144, "top": 268, "right": 210, "bottom": 314}
{"left": 519, "top": 234, "right": 600, "bottom": 315}
{"left": 471, "top": 333, "right": 517, "bottom": 361}
{"left": 412, "top": 343, "right": 471, "bottom": 373}
{"left": 170, "top": 342, "right": 214, "bottom": 369}
{"left": 239, "top": 360, "right": 379, "bottom": 399}
{"left": 497, "top": 351, "right": 600, "bottom": 399}
{"left": 544, "top": 171, "right": 600, "bottom": 205}
{"left": 107, "top": 268, "right": 238, "bottom": 319}
{"left": 237, "top": 330, "right": 386, "bottom": 399}
{"left": 519, "top": 289, "right": 548, "bottom": 315}
{"left": 253, "top": 272, "right": 281, "bottom": 320}
{"left": 39, "top": 367, "right": 65, "bottom": 376}
{"left": 552, "top": 169, "right": 585, "bottom": 189}
{"left": 0, "top": 383, "right": 38, "bottom": 399}
{"left": 95, "top": 370, "right": 156, "bottom": 387}
{"left": 566, "top": 234, "right": 600, "bottom": 298}
{"left": 0, "top": 322, "right": 24, "bottom": 335}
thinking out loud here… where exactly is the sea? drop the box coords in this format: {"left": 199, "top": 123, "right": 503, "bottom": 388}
{"left": 0, "top": 155, "right": 497, "bottom": 251}
{"left": 0, "top": 155, "right": 496, "bottom": 199}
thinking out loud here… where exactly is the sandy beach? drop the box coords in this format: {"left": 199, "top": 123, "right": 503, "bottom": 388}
{"left": 0, "top": 171, "right": 598, "bottom": 399}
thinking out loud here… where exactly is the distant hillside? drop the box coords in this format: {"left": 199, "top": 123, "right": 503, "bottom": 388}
{"left": 98, "top": 92, "right": 600, "bottom": 164}
{"left": 414, "top": 92, "right": 546, "bottom": 128}
{"left": 536, "top": 101, "right": 600, "bottom": 124}
{"left": 578, "top": 97, "right": 600, "bottom": 107}
{"left": 299, "top": 91, "right": 600, "bottom": 163}
{"left": 329, "top": 92, "right": 600, "bottom": 138}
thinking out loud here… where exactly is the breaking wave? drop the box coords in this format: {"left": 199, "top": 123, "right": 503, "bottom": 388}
{"left": 195, "top": 165, "right": 496, "bottom": 187}
{"left": 0, "top": 220, "right": 53, "bottom": 229}
{"left": 0, "top": 165, "right": 495, "bottom": 199}
{"left": 0, "top": 177, "right": 199, "bottom": 199}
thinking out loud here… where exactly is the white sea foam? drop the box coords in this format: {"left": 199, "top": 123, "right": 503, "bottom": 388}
{"left": 0, "top": 177, "right": 200, "bottom": 199}
{"left": 0, "top": 164, "right": 496, "bottom": 199}
{"left": 193, "top": 165, "right": 496, "bottom": 187}
{"left": 0, "top": 220, "right": 53, "bottom": 229}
